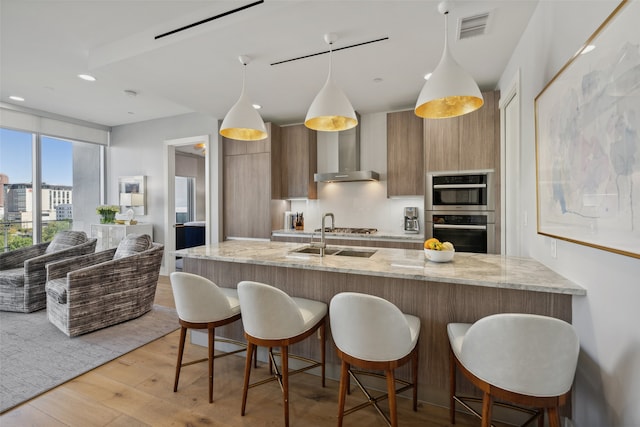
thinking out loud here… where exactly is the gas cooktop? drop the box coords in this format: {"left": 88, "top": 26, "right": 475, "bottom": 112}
{"left": 313, "top": 227, "right": 378, "bottom": 235}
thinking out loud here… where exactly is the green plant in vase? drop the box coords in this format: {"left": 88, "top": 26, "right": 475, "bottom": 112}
{"left": 96, "top": 205, "right": 120, "bottom": 224}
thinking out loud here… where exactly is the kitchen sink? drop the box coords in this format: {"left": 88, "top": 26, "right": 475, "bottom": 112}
{"left": 334, "top": 249, "right": 376, "bottom": 258}
{"left": 291, "top": 246, "right": 341, "bottom": 255}
{"left": 289, "top": 246, "right": 376, "bottom": 258}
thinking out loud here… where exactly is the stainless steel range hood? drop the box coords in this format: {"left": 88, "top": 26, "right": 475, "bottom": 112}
{"left": 313, "top": 114, "right": 380, "bottom": 183}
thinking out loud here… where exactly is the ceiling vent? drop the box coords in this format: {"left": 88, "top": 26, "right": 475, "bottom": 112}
{"left": 458, "top": 12, "right": 490, "bottom": 40}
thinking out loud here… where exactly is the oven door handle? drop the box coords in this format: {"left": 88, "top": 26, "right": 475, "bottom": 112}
{"left": 433, "top": 224, "right": 487, "bottom": 230}
{"left": 432, "top": 184, "right": 486, "bottom": 189}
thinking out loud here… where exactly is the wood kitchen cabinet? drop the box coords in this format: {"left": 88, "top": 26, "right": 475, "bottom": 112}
{"left": 424, "top": 90, "right": 499, "bottom": 172}
{"left": 387, "top": 110, "right": 424, "bottom": 197}
{"left": 223, "top": 122, "right": 285, "bottom": 239}
{"left": 280, "top": 124, "right": 317, "bottom": 199}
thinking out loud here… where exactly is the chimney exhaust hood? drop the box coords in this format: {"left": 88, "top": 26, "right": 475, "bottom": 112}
{"left": 313, "top": 114, "right": 380, "bottom": 183}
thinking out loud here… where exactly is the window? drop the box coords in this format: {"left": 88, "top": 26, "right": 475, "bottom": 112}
{"left": 0, "top": 129, "right": 33, "bottom": 251}
{"left": 0, "top": 128, "right": 102, "bottom": 252}
{"left": 175, "top": 176, "right": 195, "bottom": 224}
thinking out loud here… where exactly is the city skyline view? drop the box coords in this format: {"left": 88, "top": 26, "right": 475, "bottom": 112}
{"left": 0, "top": 128, "right": 73, "bottom": 187}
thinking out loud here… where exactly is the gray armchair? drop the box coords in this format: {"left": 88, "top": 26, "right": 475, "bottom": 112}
{"left": 45, "top": 234, "right": 164, "bottom": 337}
{"left": 0, "top": 230, "right": 97, "bottom": 313}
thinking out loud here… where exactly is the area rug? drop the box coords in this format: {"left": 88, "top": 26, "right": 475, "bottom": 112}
{"left": 0, "top": 305, "right": 179, "bottom": 413}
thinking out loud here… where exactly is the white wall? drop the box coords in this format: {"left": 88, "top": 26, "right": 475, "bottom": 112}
{"left": 498, "top": 2, "right": 640, "bottom": 425}
{"left": 109, "top": 112, "right": 219, "bottom": 246}
{"left": 291, "top": 112, "right": 425, "bottom": 234}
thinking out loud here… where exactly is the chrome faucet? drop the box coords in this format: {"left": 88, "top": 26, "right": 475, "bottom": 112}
{"left": 312, "top": 213, "right": 334, "bottom": 256}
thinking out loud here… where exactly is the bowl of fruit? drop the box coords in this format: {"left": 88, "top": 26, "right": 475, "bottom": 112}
{"left": 423, "top": 238, "right": 455, "bottom": 263}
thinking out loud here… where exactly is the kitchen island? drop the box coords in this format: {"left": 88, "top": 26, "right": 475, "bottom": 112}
{"left": 174, "top": 240, "right": 585, "bottom": 406}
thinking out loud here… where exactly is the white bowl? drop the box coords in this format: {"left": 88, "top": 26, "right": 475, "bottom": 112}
{"left": 424, "top": 248, "right": 455, "bottom": 263}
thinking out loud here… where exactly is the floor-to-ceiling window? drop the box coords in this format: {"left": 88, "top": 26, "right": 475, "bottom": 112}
{"left": 0, "top": 128, "right": 103, "bottom": 252}
{"left": 0, "top": 128, "right": 33, "bottom": 251}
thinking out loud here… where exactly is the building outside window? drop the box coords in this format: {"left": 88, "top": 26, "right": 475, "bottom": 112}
{"left": 0, "top": 128, "right": 102, "bottom": 252}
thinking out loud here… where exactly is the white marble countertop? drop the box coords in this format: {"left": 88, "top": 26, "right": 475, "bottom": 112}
{"left": 173, "top": 240, "right": 586, "bottom": 296}
{"left": 271, "top": 229, "right": 424, "bottom": 242}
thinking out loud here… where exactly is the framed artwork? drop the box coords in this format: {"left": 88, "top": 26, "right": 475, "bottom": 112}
{"left": 535, "top": 0, "right": 639, "bottom": 259}
{"left": 118, "top": 175, "right": 146, "bottom": 216}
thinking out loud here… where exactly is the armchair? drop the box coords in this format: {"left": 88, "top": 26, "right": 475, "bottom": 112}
{"left": 45, "top": 234, "right": 164, "bottom": 337}
{"left": 0, "top": 230, "right": 97, "bottom": 313}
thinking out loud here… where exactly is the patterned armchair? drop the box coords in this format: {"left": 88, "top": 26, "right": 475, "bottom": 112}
{"left": 0, "top": 230, "right": 97, "bottom": 313}
{"left": 45, "top": 234, "right": 164, "bottom": 337}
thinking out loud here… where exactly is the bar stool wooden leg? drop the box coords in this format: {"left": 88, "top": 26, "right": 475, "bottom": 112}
{"left": 337, "top": 360, "right": 349, "bottom": 427}
{"left": 173, "top": 326, "right": 187, "bottom": 392}
{"left": 548, "top": 407, "right": 561, "bottom": 427}
{"left": 386, "top": 369, "right": 398, "bottom": 427}
{"left": 208, "top": 325, "right": 214, "bottom": 403}
{"left": 481, "top": 392, "right": 493, "bottom": 427}
{"left": 241, "top": 342, "right": 255, "bottom": 416}
{"left": 282, "top": 345, "right": 290, "bottom": 427}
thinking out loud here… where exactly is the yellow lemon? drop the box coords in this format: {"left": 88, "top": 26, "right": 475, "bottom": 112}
{"left": 424, "top": 238, "right": 439, "bottom": 249}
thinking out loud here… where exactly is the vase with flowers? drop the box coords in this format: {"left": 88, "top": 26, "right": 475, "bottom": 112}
{"left": 96, "top": 205, "right": 120, "bottom": 224}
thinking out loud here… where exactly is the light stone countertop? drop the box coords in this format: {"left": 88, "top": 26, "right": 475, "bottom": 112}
{"left": 173, "top": 240, "right": 586, "bottom": 296}
{"left": 271, "top": 229, "right": 424, "bottom": 242}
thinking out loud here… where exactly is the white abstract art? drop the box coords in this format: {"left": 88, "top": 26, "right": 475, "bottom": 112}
{"left": 535, "top": 0, "right": 640, "bottom": 258}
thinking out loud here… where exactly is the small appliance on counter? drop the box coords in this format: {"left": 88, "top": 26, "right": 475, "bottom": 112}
{"left": 403, "top": 207, "right": 420, "bottom": 234}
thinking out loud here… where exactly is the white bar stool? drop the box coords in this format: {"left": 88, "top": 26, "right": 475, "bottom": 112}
{"left": 170, "top": 272, "right": 246, "bottom": 403}
{"left": 330, "top": 292, "right": 421, "bottom": 427}
{"left": 237, "top": 280, "right": 327, "bottom": 427}
{"left": 448, "top": 313, "right": 579, "bottom": 427}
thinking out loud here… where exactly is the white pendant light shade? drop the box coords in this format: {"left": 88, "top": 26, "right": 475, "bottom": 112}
{"left": 415, "top": 2, "right": 483, "bottom": 119}
{"left": 220, "top": 56, "right": 268, "bottom": 141}
{"left": 305, "top": 34, "right": 358, "bottom": 132}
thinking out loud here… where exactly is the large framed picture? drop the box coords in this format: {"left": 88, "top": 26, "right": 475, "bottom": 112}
{"left": 535, "top": 0, "right": 640, "bottom": 259}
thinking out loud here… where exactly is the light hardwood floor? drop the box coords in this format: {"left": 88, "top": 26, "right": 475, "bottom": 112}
{"left": 1, "top": 275, "right": 500, "bottom": 427}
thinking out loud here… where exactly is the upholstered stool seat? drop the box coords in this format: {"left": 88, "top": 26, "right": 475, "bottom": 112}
{"left": 237, "top": 280, "right": 327, "bottom": 427}
{"left": 330, "top": 292, "right": 420, "bottom": 427}
{"left": 448, "top": 313, "right": 579, "bottom": 427}
{"left": 170, "top": 272, "right": 247, "bottom": 403}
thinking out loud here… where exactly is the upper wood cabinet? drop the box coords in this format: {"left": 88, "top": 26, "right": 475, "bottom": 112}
{"left": 280, "top": 124, "right": 317, "bottom": 199}
{"left": 223, "top": 122, "right": 285, "bottom": 239}
{"left": 424, "top": 90, "right": 499, "bottom": 172}
{"left": 387, "top": 110, "right": 424, "bottom": 197}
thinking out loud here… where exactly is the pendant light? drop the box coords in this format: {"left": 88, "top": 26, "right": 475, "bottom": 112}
{"left": 305, "top": 33, "right": 358, "bottom": 132}
{"left": 220, "top": 55, "right": 268, "bottom": 141}
{"left": 415, "top": 1, "right": 483, "bottom": 119}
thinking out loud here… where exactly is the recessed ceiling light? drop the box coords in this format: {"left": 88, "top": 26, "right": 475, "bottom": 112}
{"left": 581, "top": 45, "right": 595, "bottom": 55}
{"left": 424, "top": 73, "right": 433, "bottom": 80}
{"left": 252, "top": 104, "right": 262, "bottom": 110}
{"left": 78, "top": 74, "right": 96, "bottom": 82}
{"left": 9, "top": 95, "right": 25, "bottom": 102}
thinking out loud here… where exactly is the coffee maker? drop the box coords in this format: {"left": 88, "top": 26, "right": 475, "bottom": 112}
{"left": 403, "top": 207, "right": 420, "bottom": 233}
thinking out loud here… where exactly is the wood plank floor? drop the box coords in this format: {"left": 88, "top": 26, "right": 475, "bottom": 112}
{"left": 1, "top": 275, "right": 503, "bottom": 427}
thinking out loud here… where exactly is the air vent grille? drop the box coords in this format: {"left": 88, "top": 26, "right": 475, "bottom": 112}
{"left": 458, "top": 12, "right": 490, "bottom": 40}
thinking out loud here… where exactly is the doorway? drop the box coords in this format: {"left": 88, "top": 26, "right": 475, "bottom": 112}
{"left": 500, "top": 70, "right": 522, "bottom": 256}
{"left": 163, "top": 135, "right": 210, "bottom": 274}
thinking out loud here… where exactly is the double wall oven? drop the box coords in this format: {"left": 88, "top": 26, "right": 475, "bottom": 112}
{"left": 425, "top": 170, "right": 496, "bottom": 253}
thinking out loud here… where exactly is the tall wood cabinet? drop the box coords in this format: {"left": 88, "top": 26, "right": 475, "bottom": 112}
{"left": 424, "top": 90, "right": 499, "bottom": 172}
{"left": 387, "top": 110, "right": 424, "bottom": 197}
{"left": 223, "top": 123, "right": 284, "bottom": 240}
{"left": 280, "top": 124, "right": 317, "bottom": 199}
